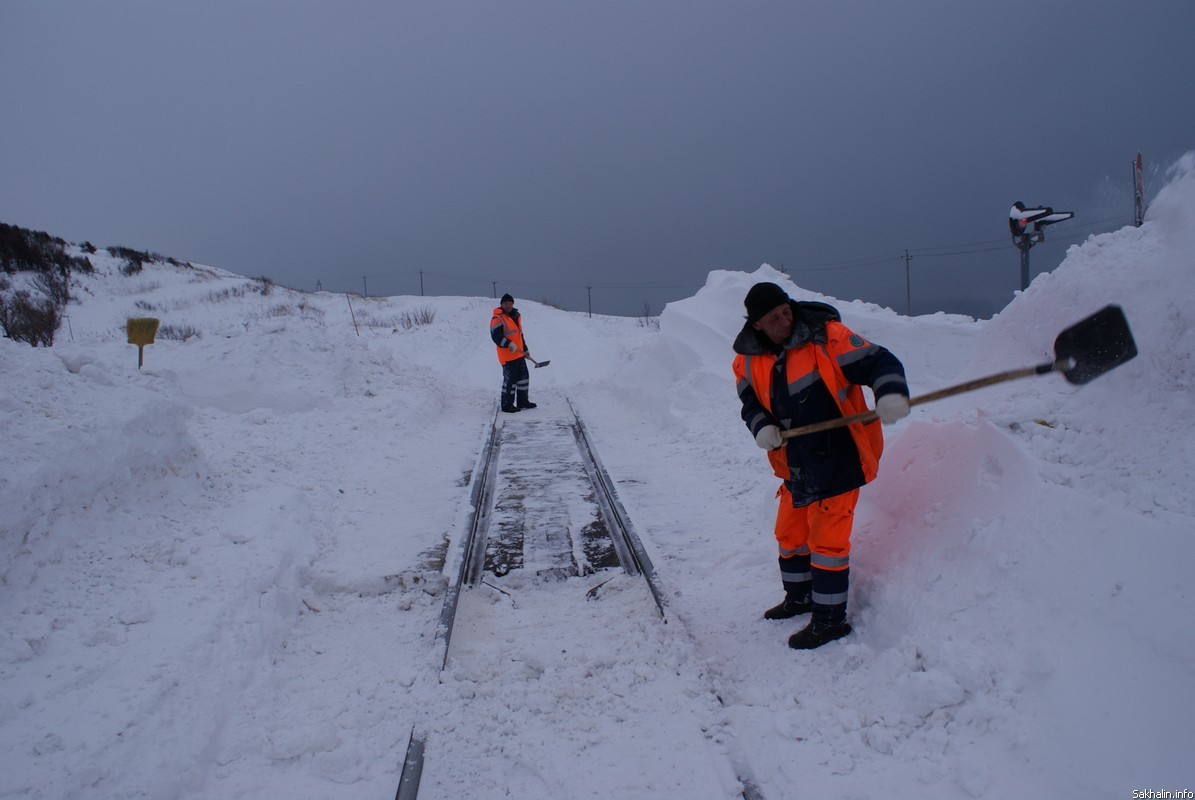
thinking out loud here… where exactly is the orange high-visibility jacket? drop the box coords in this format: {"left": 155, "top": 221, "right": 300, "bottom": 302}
{"left": 490, "top": 307, "right": 525, "bottom": 364}
{"left": 732, "top": 302, "right": 906, "bottom": 505}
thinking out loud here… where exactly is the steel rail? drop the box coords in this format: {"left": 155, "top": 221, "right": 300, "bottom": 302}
{"left": 566, "top": 397, "right": 668, "bottom": 620}
{"left": 567, "top": 398, "right": 767, "bottom": 800}
{"left": 399, "top": 406, "right": 502, "bottom": 800}
{"left": 435, "top": 405, "right": 503, "bottom": 668}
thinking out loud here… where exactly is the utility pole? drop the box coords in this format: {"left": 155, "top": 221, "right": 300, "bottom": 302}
{"left": 1133, "top": 152, "right": 1145, "bottom": 227}
{"left": 903, "top": 250, "right": 913, "bottom": 316}
{"left": 587, "top": 285, "right": 592, "bottom": 318}
{"left": 492, "top": 280, "right": 497, "bottom": 297}
{"left": 419, "top": 270, "right": 424, "bottom": 296}
{"left": 362, "top": 276, "right": 368, "bottom": 297}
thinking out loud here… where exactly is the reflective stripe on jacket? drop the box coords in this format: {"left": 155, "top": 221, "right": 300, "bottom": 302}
{"left": 490, "top": 307, "right": 525, "bottom": 364}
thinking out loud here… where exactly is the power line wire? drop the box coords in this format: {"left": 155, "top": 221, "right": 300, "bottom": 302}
{"left": 305, "top": 212, "right": 1138, "bottom": 297}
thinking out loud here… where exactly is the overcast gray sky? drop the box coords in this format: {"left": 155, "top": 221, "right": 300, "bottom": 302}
{"left": 3, "top": 1, "right": 1192, "bottom": 318}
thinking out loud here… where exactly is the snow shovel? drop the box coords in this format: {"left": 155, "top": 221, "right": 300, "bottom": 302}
{"left": 519, "top": 351, "right": 550, "bottom": 368}
{"left": 780, "top": 304, "right": 1137, "bottom": 441}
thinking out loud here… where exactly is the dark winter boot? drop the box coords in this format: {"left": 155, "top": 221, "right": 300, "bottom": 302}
{"left": 787, "top": 618, "right": 852, "bottom": 650}
{"left": 764, "top": 552, "right": 812, "bottom": 619}
{"left": 764, "top": 595, "right": 811, "bottom": 620}
{"left": 516, "top": 389, "right": 536, "bottom": 409}
{"left": 517, "top": 400, "right": 537, "bottom": 409}
{"left": 502, "top": 405, "right": 521, "bottom": 413}
{"left": 788, "top": 564, "right": 851, "bottom": 648}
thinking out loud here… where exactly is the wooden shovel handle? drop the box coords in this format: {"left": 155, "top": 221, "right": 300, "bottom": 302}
{"left": 779, "top": 362, "right": 1059, "bottom": 440}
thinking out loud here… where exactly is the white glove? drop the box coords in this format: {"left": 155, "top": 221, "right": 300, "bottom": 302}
{"left": 508, "top": 342, "right": 518, "bottom": 354}
{"left": 754, "top": 425, "right": 783, "bottom": 450}
{"left": 876, "top": 394, "right": 910, "bottom": 425}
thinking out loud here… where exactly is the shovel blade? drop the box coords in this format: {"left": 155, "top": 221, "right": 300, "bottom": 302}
{"left": 533, "top": 360, "right": 550, "bottom": 368}
{"left": 1053, "top": 304, "right": 1138, "bottom": 385}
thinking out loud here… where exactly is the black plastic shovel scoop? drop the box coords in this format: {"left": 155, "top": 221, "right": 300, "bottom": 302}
{"left": 1052, "top": 304, "right": 1138, "bottom": 384}
{"left": 781, "top": 304, "right": 1138, "bottom": 440}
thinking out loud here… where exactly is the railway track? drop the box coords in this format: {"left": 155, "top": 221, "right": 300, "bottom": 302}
{"left": 396, "top": 394, "right": 763, "bottom": 800}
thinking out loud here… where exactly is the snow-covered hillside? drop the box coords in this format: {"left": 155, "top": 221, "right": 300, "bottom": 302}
{"left": 2, "top": 154, "right": 1193, "bottom": 799}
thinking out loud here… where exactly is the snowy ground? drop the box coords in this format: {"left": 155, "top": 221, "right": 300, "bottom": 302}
{"left": 3, "top": 153, "right": 1194, "bottom": 799}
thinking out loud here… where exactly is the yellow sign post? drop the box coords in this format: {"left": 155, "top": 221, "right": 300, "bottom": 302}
{"left": 127, "top": 318, "right": 160, "bottom": 369}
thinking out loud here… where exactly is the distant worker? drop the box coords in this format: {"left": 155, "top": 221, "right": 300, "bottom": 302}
{"left": 490, "top": 293, "right": 537, "bottom": 413}
{"left": 732, "top": 282, "right": 910, "bottom": 649}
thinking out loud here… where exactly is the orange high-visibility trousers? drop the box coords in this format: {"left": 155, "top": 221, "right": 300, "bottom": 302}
{"left": 773, "top": 484, "right": 858, "bottom": 570}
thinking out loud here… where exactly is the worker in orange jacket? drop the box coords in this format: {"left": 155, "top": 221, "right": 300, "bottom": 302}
{"left": 732, "top": 282, "right": 909, "bottom": 649}
{"left": 490, "top": 293, "right": 537, "bottom": 413}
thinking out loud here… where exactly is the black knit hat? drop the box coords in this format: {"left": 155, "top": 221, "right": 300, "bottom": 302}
{"left": 744, "top": 282, "right": 789, "bottom": 324}
{"left": 501, "top": 293, "right": 514, "bottom": 304}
